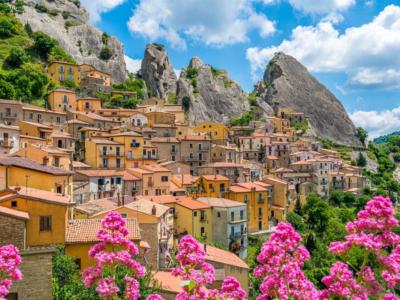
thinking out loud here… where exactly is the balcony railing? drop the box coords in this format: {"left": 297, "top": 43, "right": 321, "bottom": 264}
{"left": 230, "top": 232, "right": 244, "bottom": 239}
{"left": 0, "top": 112, "right": 17, "bottom": 119}
{"left": 258, "top": 197, "right": 264, "bottom": 204}
{"left": 0, "top": 140, "right": 13, "bottom": 148}
{"left": 99, "top": 149, "right": 124, "bottom": 157}
{"left": 182, "top": 156, "right": 208, "bottom": 162}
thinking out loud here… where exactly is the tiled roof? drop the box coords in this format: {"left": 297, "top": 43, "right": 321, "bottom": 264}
{"left": 204, "top": 162, "right": 243, "bottom": 168}
{"left": 110, "top": 131, "right": 143, "bottom": 137}
{"left": 0, "top": 157, "right": 74, "bottom": 175}
{"left": 124, "top": 199, "right": 170, "bottom": 217}
{"left": 197, "top": 197, "right": 246, "bottom": 208}
{"left": 204, "top": 244, "right": 249, "bottom": 269}
{"left": 66, "top": 218, "right": 140, "bottom": 243}
{"left": 20, "top": 121, "right": 53, "bottom": 129}
{"left": 137, "top": 195, "right": 178, "bottom": 204}
{"left": 0, "top": 187, "right": 70, "bottom": 205}
{"left": 142, "top": 165, "right": 170, "bottom": 173}
{"left": 170, "top": 181, "right": 185, "bottom": 192}
{"left": 72, "top": 161, "right": 91, "bottom": 168}
{"left": 77, "top": 169, "right": 125, "bottom": 177}
{"left": 74, "top": 198, "right": 118, "bottom": 215}
{"left": 0, "top": 206, "right": 29, "bottom": 220}
{"left": 201, "top": 175, "right": 230, "bottom": 181}
{"left": 153, "top": 271, "right": 182, "bottom": 294}
{"left": 151, "top": 137, "right": 179, "bottom": 143}
{"left": 235, "top": 182, "right": 267, "bottom": 192}
{"left": 171, "top": 174, "right": 199, "bottom": 186}
{"left": 88, "top": 138, "right": 122, "bottom": 145}
{"left": 178, "top": 135, "right": 211, "bottom": 141}
{"left": 66, "top": 119, "right": 89, "bottom": 125}
{"left": 175, "top": 196, "right": 210, "bottom": 210}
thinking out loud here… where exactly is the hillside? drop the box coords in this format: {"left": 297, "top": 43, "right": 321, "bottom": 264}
{"left": 14, "top": 0, "right": 127, "bottom": 82}
{"left": 373, "top": 131, "right": 400, "bottom": 144}
{"left": 0, "top": 3, "right": 74, "bottom": 105}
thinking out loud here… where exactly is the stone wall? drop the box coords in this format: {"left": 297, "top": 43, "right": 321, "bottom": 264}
{"left": 0, "top": 214, "right": 25, "bottom": 249}
{"left": 9, "top": 248, "right": 55, "bottom": 300}
{"left": 140, "top": 223, "right": 159, "bottom": 269}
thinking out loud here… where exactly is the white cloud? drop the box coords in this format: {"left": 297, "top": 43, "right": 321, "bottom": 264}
{"left": 127, "top": 0, "right": 275, "bottom": 49}
{"left": 124, "top": 55, "right": 141, "bottom": 73}
{"left": 174, "top": 69, "right": 182, "bottom": 78}
{"left": 350, "top": 108, "right": 400, "bottom": 138}
{"left": 81, "top": 0, "right": 126, "bottom": 22}
{"left": 246, "top": 5, "right": 400, "bottom": 89}
{"left": 262, "top": 0, "right": 355, "bottom": 14}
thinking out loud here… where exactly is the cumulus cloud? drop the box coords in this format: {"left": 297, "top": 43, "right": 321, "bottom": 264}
{"left": 350, "top": 108, "right": 400, "bottom": 138}
{"left": 262, "top": 0, "right": 355, "bottom": 14}
{"left": 246, "top": 5, "right": 400, "bottom": 89}
{"left": 124, "top": 55, "right": 141, "bottom": 73}
{"left": 127, "top": 0, "right": 275, "bottom": 49}
{"left": 81, "top": 0, "right": 126, "bottom": 22}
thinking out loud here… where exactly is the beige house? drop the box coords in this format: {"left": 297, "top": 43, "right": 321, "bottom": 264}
{"left": 127, "top": 165, "right": 171, "bottom": 196}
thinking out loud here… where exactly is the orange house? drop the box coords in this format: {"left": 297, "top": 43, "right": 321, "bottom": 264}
{"left": 48, "top": 88, "right": 76, "bottom": 113}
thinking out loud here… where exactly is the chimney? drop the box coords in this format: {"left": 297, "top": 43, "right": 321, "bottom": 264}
{"left": 203, "top": 244, "right": 207, "bottom": 253}
{"left": 14, "top": 186, "right": 21, "bottom": 192}
{"left": 151, "top": 205, "right": 157, "bottom": 215}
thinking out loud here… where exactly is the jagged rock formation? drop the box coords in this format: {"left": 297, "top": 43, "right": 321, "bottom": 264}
{"left": 16, "top": 0, "right": 127, "bottom": 82}
{"left": 176, "top": 57, "right": 249, "bottom": 125}
{"left": 141, "top": 43, "right": 177, "bottom": 99}
{"left": 255, "top": 52, "right": 361, "bottom": 146}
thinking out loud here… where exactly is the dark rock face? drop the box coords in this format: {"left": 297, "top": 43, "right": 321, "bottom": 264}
{"left": 141, "top": 44, "right": 177, "bottom": 99}
{"left": 256, "top": 52, "right": 361, "bottom": 146}
{"left": 176, "top": 57, "right": 249, "bottom": 125}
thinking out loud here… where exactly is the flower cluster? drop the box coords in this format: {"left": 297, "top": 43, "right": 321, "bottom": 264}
{"left": 82, "top": 211, "right": 146, "bottom": 300}
{"left": 322, "top": 196, "right": 400, "bottom": 299}
{"left": 0, "top": 245, "right": 22, "bottom": 300}
{"left": 172, "top": 235, "right": 247, "bottom": 300}
{"left": 253, "top": 222, "right": 319, "bottom": 300}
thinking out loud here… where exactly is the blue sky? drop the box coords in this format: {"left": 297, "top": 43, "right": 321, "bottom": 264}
{"left": 81, "top": 0, "right": 400, "bottom": 138}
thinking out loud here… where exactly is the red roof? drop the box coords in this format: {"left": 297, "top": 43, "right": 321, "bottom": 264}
{"left": 0, "top": 206, "right": 29, "bottom": 220}
{"left": 0, "top": 187, "right": 70, "bottom": 205}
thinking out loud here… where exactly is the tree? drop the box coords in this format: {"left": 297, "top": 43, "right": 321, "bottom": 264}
{"left": 181, "top": 96, "right": 190, "bottom": 111}
{"left": 0, "top": 3, "right": 11, "bottom": 14}
{"left": 329, "top": 190, "right": 343, "bottom": 207}
{"left": 356, "top": 127, "right": 368, "bottom": 145}
{"left": 5, "top": 47, "right": 28, "bottom": 68}
{"left": 32, "top": 31, "right": 57, "bottom": 59}
{"left": 287, "top": 212, "right": 306, "bottom": 231}
{"left": 99, "top": 46, "right": 112, "bottom": 60}
{"left": 0, "top": 78, "right": 15, "bottom": 99}
{"left": 304, "top": 194, "right": 330, "bottom": 233}
{"left": 356, "top": 152, "right": 367, "bottom": 167}
{"left": 24, "top": 22, "right": 32, "bottom": 36}
{"left": 294, "top": 197, "right": 303, "bottom": 215}
{"left": 0, "top": 16, "right": 17, "bottom": 38}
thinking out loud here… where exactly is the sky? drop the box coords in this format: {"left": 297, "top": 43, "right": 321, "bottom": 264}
{"left": 81, "top": 0, "right": 400, "bottom": 139}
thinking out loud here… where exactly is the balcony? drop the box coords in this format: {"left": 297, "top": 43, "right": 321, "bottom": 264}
{"left": 230, "top": 232, "right": 244, "bottom": 239}
{"left": 229, "top": 217, "right": 247, "bottom": 224}
{"left": 0, "top": 112, "right": 17, "bottom": 119}
{"left": 182, "top": 156, "right": 208, "bottom": 162}
{"left": 200, "top": 215, "right": 207, "bottom": 222}
{"left": 130, "top": 143, "right": 140, "bottom": 148}
{"left": 257, "top": 197, "right": 265, "bottom": 204}
{"left": 0, "top": 140, "right": 13, "bottom": 148}
{"left": 147, "top": 181, "right": 154, "bottom": 188}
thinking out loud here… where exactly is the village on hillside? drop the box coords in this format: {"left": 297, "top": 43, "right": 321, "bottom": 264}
{"left": 0, "top": 61, "right": 371, "bottom": 298}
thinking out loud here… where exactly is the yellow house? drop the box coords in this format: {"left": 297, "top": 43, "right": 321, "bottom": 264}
{"left": 0, "top": 157, "right": 74, "bottom": 198}
{"left": 76, "top": 97, "right": 102, "bottom": 112}
{"left": 47, "top": 61, "right": 80, "bottom": 87}
{"left": 0, "top": 187, "right": 69, "bottom": 247}
{"left": 12, "top": 145, "right": 72, "bottom": 170}
{"left": 226, "top": 182, "right": 270, "bottom": 233}
{"left": 65, "top": 218, "right": 141, "bottom": 269}
{"left": 262, "top": 177, "right": 289, "bottom": 222}
{"left": 146, "top": 111, "right": 175, "bottom": 127}
{"left": 127, "top": 165, "right": 171, "bottom": 196}
{"left": 110, "top": 131, "right": 144, "bottom": 168}
{"left": 193, "top": 121, "right": 229, "bottom": 144}
{"left": 19, "top": 121, "right": 53, "bottom": 140}
{"left": 193, "top": 175, "right": 230, "bottom": 197}
{"left": 84, "top": 138, "right": 125, "bottom": 169}
{"left": 48, "top": 88, "right": 76, "bottom": 113}
{"left": 142, "top": 195, "right": 213, "bottom": 242}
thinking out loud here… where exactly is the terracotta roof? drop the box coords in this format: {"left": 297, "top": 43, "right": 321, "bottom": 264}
{"left": 137, "top": 195, "right": 178, "bottom": 204}
{"left": 50, "top": 131, "right": 72, "bottom": 139}
{"left": 123, "top": 171, "right": 140, "bottom": 181}
{"left": 197, "top": 197, "right": 246, "bottom": 208}
{"left": 201, "top": 175, "right": 230, "bottom": 181}
{"left": 179, "top": 135, "right": 211, "bottom": 141}
{"left": 263, "top": 177, "right": 288, "bottom": 185}
{"left": 124, "top": 199, "right": 170, "bottom": 217}
{"left": 153, "top": 271, "right": 182, "bottom": 294}
{"left": 20, "top": 121, "right": 53, "bottom": 130}
{"left": 204, "top": 162, "right": 243, "bottom": 168}
{"left": 204, "top": 244, "right": 249, "bottom": 269}
{"left": 171, "top": 174, "right": 199, "bottom": 186}
{"left": 142, "top": 165, "right": 170, "bottom": 173}
{"left": 73, "top": 111, "right": 115, "bottom": 122}
{"left": 151, "top": 137, "right": 179, "bottom": 143}
{"left": 0, "top": 157, "right": 74, "bottom": 175}
{"left": 290, "top": 160, "right": 312, "bottom": 166}
{"left": 175, "top": 196, "right": 210, "bottom": 210}
{"left": 170, "top": 181, "right": 185, "bottom": 192}
{"left": 235, "top": 182, "right": 267, "bottom": 192}
{"left": 74, "top": 198, "right": 118, "bottom": 215}
{"left": 52, "top": 88, "right": 75, "bottom": 93}
{"left": 66, "top": 218, "right": 140, "bottom": 243}
{"left": 110, "top": 131, "right": 143, "bottom": 137}
{"left": 66, "top": 119, "right": 89, "bottom": 125}
{"left": 0, "top": 187, "right": 70, "bottom": 205}
{"left": 0, "top": 206, "right": 29, "bottom": 220}
{"left": 0, "top": 124, "right": 19, "bottom": 130}
{"left": 0, "top": 99, "right": 23, "bottom": 105}
{"left": 88, "top": 138, "right": 122, "bottom": 145}
{"left": 72, "top": 161, "right": 91, "bottom": 168}
{"left": 77, "top": 169, "right": 125, "bottom": 177}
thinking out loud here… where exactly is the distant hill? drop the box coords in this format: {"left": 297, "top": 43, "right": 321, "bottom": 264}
{"left": 373, "top": 131, "right": 400, "bottom": 144}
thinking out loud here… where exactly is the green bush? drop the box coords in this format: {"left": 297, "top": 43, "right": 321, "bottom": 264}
{"left": 62, "top": 11, "right": 70, "bottom": 19}
{"left": 49, "top": 46, "right": 76, "bottom": 63}
{"left": 0, "top": 78, "right": 15, "bottom": 99}
{"left": 167, "top": 92, "right": 177, "bottom": 104}
{"left": 101, "top": 32, "right": 109, "bottom": 45}
{"left": 186, "top": 67, "right": 198, "bottom": 79}
{"left": 0, "top": 3, "right": 12, "bottom": 14}
{"left": 123, "top": 97, "right": 137, "bottom": 109}
{"left": 4, "top": 47, "right": 28, "bottom": 68}
{"left": 0, "top": 16, "right": 17, "bottom": 38}
{"left": 32, "top": 31, "right": 57, "bottom": 59}
{"left": 99, "top": 46, "right": 112, "bottom": 60}
{"left": 24, "top": 22, "right": 33, "bottom": 36}
{"left": 230, "top": 111, "right": 255, "bottom": 126}
{"left": 15, "top": 0, "right": 25, "bottom": 14}
{"left": 34, "top": 3, "right": 48, "bottom": 13}
{"left": 64, "top": 21, "right": 80, "bottom": 29}
{"left": 182, "top": 96, "right": 190, "bottom": 111}
{"left": 60, "top": 78, "right": 77, "bottom": 90}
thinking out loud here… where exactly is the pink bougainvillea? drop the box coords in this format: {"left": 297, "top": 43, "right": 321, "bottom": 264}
{"left": 0, "top": 245, "right": 22, "bottom": 300}
{"left": 254, "top": 222, "right": 320, "bottom": 300}
{"left": 82, "top": 211, "right": 146, "bottom": 300}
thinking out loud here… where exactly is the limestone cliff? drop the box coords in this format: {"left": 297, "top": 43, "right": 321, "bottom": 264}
{"left": 16, "top": 0, "right": 127, "bottom": 82}
{"left": 255, "top": 52, "right": 361, "bottom": 146}
{"left": 176, "top": 57, "right": 249, "bottom": 125}
{"left": 141, "top": 43, "right": 177, "bottom": 100}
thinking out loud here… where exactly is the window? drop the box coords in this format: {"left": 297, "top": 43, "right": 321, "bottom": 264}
{"left": 193, "top": 211, "right": 197, "bottom": 217}
{"left": 244, "top": 195, "right": 248, "bottom": 204}
{"left": 190, "top": 143, "right": 193, "bottom": 149}
{"left": 85, "top": 102, "right": 90, "bottom": 109}
{"left": 258, "top": 207, "right": 262, "bottom": 217}
{"left": 121, "top": 213, "right": 127, "bottom": 218}
{"left": 198, "top": 144, "right": 202, "bottom": 150}
{"left": 116, "top": 159, "right": 121, "bottom": 168}
{"left": 11, "top": 201, "right": 17, "bottom": 207}
{"left": 116, "top": 146, "right": 120, "bottom": 156}
{"left": 161, "top": 176, "right": 168, "bottom": 182}
{"left": 7, "top": 293, "right": 18, "bottom": 300}
{"left": 220, "top": 183, "right": 225, "bottom": 192}
{"left": 29, "top": 112, "right": 33, "bottom": 120}
{"left": 56, "top": 117, "right": 61, "bottom": 124}
{"left": 56, "top": 185, "right": 62, "bottom": 194}
{"left": 63, "top": 95, "right": 68, "bottom": 103}
{"left": 40, "top": 216, "right": 52, "bottom": 231}
{"left": 59, "top": 66, "right": 64, "bottom": 73}
{"left": 60, "top": 75, "right": 64, "bottom": 81}
{"left": 116, "top": 177, "right": 121, "bottom": 185}
{"left": 217, "top": 212, "right": 221, "bottom": 218}
{"left": 240, "top": 210, "right": 244, "bottom": 220}
{"left": 258, "top": 221, "right": 262, "bottom": 230}
{"left": 231, "top": 211, "right": 234, "bottom": 221}
{"left": 171, "top": 155, "right": 175, "bottom": 161}
{"left": 230, "top": 227, "right": 234, "bottom": 237}
{"left": 75, "top": 259, "right": 81, "bottom": 270}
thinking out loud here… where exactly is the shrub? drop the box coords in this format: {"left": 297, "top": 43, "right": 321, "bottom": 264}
{"left": 0, "top": 3, "right": 12, "bottom": 14}
{"left": 32, "top": 31, "right": 57, "bottom": 59}
{"left": 62, "top": 11, "right": 70, "bottom": 19}
{"left": 181, "top": 96, "right": 190, "bottom": 111}
{"left": 186, "top": 67, "right": 198, "bottom": 79}
{"left": 0, "top": 78, "right": 15, "bottom": 99}
{"left": 64, "top": 20, "right": 80, "bottom": 29}
{"left": 0, "top": 16, "right": 17, "bottom": 38}
{"left": 49, "top": 46, "right": 76, "bottom": 63}
{"left": 123, "top": 97, "right": 137, "bottom": 109}
{"left": 24, "top": 22, "right": 32, "bottom": 36}
{"left": 15, "top": 0, "right": 25, "bottom": 14}
{"left": 101, "top": 32, "right": 109, "bottom": 45}
{"left": 4, "top": 47, "right": 28, "bottom": 68}
{"left": 99, "top": 46, "right": 112, "bottom": 60}
{"left": 60, "top": 78, "right": 77, "bottom": 90}
{"left": 34, "top": 2, "right": 48, "bottom": 13}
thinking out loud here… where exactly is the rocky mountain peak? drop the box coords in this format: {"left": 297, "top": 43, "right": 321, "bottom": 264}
{"left": 141, "top": 43, "right": 177, "bottom": 100}
{"left": 176, "top": 57, "right": 249, "bottom": 125}
{"left": 256, "top": 52, "right": 361, "bottom": 146}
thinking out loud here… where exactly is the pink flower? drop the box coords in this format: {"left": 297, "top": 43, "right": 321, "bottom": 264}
{"left": 0, "top": 245, "right": 22, "bottom": 299}
{"left": 125, "top": 276, "right": 140, "bottom": 300}
{"left": 146, "top": 294, "right": 165, "bottom": 300}
{"left": 382, "top": 294, "right": 400, "bottom": 300}
{"left": 220, "top": 276, "right": 247, "bottom": 300}
{"left": 96, "top": 277, "right": 119, "bottom": 298}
